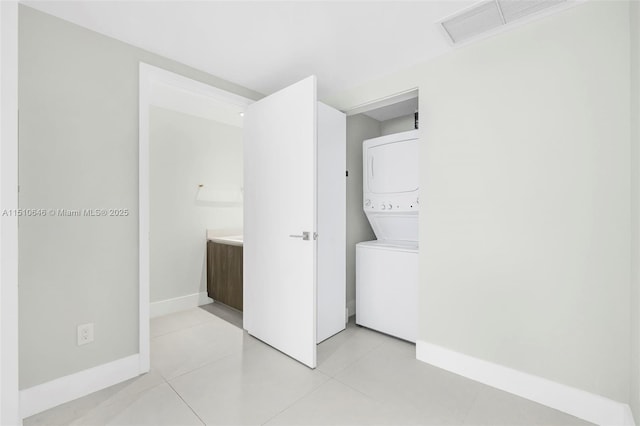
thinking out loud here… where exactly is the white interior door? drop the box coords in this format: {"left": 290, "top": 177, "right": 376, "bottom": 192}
{"left": 243, "top": 76, "right": 317, "bottom": 368}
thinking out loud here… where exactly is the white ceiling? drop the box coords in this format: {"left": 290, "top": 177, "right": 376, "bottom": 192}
{"left": 21, "top": 0, "right": 477, "bottom": 99}
{"left": 21, "top": 1, "right": 577, "bottom": 100}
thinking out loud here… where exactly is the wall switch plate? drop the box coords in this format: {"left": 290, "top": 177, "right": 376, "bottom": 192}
{"left": 77, "top": 323, "right": 94, "bottom": 346}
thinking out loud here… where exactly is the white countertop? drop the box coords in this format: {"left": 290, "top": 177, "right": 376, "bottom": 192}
{"left": 207, "top": 234, "right": 243, "bottom": 246}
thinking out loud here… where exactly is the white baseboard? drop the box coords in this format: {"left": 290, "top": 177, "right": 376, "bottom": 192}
{"left": 416, "top": 341, "right": 635, "bottom": 426}
{"left": 150, "top": 292, "right": 213, "bottom": 318}
{"left": 347, "top": 299, "right": 356, "bottom": 317}
{"left": 20, "top": 354, "right": 140, "bottom": 419}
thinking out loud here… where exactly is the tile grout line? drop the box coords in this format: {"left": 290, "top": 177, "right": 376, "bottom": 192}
{"left": 259, "top": 374, "right": 334, "bottom": 426}
{"left": 150, "top": 315, "right": 228, "bottom": 339}
{"left": 330, "top": 375, "right": 384, "bottom": 402}
{"left": 318, "top": 335, "right": 394, "bottom": 379}
{"left": 329, "top": 339, "right": 420, "bottom": 404}
{"left": 162, "top": 349, "right": 240, "bottom": 383}
{"left": 160, "top": 334, "right": 263, "bottom": 383}
{"left": 316, "top": 326, "right": 381, "bottom": 374}
{"left": 459, "top": 387, "right": 483, "bottom": 426}
{"left": 166, "top": 380, "right": 207, "bottom": 426}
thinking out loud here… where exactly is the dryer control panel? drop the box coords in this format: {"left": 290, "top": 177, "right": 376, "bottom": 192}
{"left": 364, "top": 194, "right": 419, "bottom": 213}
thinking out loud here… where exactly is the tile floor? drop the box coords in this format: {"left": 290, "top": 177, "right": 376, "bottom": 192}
{"left": 25, "top": 303, "right": 592, "bottom": 426}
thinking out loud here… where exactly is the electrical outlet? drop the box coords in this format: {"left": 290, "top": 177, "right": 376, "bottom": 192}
{"left": 77, "top": 323, "right": 94, "bottom": 346}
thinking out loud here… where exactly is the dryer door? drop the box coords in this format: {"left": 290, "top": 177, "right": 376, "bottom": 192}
{"left": 365, "top": 137, "right": 418, "bottom": 195}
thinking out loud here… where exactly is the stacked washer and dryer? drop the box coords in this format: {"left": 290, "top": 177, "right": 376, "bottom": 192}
{"left": 356, "top": 129, "right": 419, "bottom": 343}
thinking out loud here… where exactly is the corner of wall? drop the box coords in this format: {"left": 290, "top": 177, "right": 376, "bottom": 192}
{"left": 1, "top": 1, "right": 21, "bottom": 424}
{"left": 630, "top": 0, "right": 640, "bottom": 421}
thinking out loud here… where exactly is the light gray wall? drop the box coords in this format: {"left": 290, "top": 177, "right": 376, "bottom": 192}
{"left": 150, "top": 106, "right": 243, "bottom": 303}
{"left": 631, "top": 0, "right": 640, "bottom": 420}
{"left": 420, "top": 3, "right": 629, "bottom": 401}
{"left": 380, "top": 114, "right": 415, "bottom": 136}
{"left": 18, "top": 5, "right": 260, "bottom": 389}
{"left": 327, "top": 1, "right": 632, "bottom": 402}
{"left": 345, "top": 114, "right": 378, "bottom": 315}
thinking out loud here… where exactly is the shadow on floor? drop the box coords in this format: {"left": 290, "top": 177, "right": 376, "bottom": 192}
{"left": 199, "top": 301, "right": 243, "bottom": 329}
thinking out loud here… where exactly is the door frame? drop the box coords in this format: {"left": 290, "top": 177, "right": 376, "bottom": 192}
{"left": 0, "top": 1, "right": 21, "bottom": 424}
{"left": 138, "top": 63, "right": 253, "bottom": 372}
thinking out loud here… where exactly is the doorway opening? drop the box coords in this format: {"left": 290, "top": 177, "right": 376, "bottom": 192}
{"left": 138, "top": 63, "right": 253, "bottom": 372}
{"left": 139, "top": 66, "right": 420, "bottom": 372}
{"left": 343, "top": 89, "right": 420, "bottom": 344}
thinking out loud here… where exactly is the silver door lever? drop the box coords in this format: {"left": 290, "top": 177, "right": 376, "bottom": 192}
{"left": 289, "top": 232, "right": 310, "bottom": 240}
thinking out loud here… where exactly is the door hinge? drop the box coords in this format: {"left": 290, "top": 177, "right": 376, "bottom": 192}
{"left": 313, "top": 232, "right": 318, "bottom": 240}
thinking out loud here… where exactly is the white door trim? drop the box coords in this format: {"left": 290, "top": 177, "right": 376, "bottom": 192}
{"left": 344, "top": 88, "right": 418, "bottom": 117}
{"left": 138, "top": 63, "right": 253, "bottom": 372}
{"left": 0, "top": 1, "right": 21, "bottom": 424}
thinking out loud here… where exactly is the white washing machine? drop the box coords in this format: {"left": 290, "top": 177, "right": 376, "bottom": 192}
{"left": 356, "top": 240, "right": 418, "bottom": 342}
{"left": 356, "top": 129, "right": 419, "bottom": 342}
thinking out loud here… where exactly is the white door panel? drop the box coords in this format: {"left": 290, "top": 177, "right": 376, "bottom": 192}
{"left": 243, "top": 76, "right": 317, "bottom": 368}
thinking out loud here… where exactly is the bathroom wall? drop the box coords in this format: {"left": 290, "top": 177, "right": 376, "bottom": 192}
{"left": 150, "top": 106, "right": 243, "bottom": 304}
{"left": 380, "top": 114, "right": 415, "bottom": 136}
{"left": 345, "top": 114, "right": 378, "bottom": 315}
{"left": 327, "top": 0, "right": 632, "bottom": 404}
{"left": 18, "top": 5, "right": 260, "bottom": 389}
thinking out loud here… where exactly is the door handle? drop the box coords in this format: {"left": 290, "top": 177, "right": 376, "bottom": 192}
{"left": 289, "top": 231, "right": 310, "bottom": 240}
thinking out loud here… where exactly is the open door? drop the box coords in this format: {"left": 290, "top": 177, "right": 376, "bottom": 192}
{"left": 243, "top": 76, "right": 317, "bottom": 368}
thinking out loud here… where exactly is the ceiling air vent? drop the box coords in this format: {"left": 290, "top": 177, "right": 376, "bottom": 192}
{"left": 498, "top": 0, "right": 566, "bottom": 23}
{"left": 439, "top": 0, "right": 567, "bottom": 44}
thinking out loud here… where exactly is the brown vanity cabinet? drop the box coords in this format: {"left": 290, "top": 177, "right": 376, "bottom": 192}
{"left": 207, "top": 241, "right": 243, "bottom": 311}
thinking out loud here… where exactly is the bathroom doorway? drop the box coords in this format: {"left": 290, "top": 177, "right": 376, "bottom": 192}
{"left": 139, "top": 64, "right": 253, "bottom": 371}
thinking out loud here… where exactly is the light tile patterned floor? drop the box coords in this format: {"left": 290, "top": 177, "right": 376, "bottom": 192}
{"left": 25, "top": 304, "right": 592, "bottom": 426}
